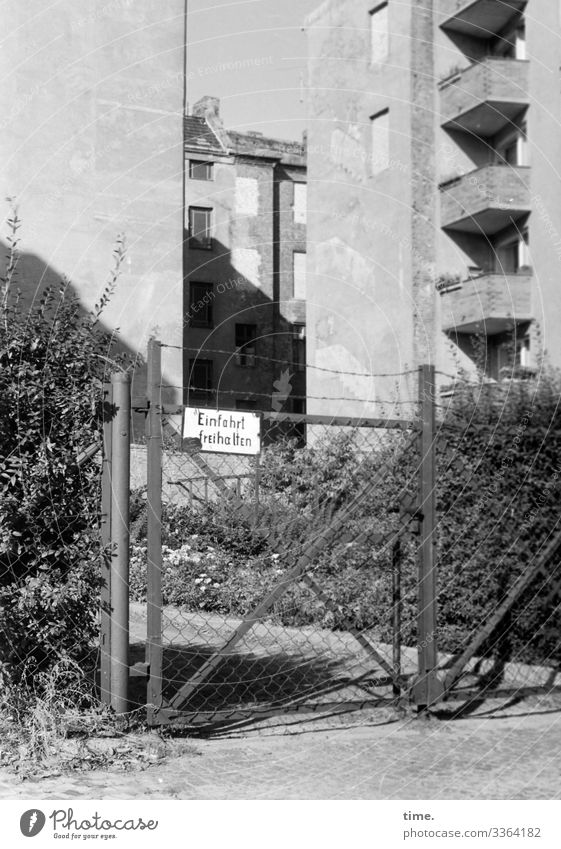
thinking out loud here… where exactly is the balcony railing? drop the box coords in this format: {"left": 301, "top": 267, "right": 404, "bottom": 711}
{"left": 439, "top": 164, "right": 531, "bottom": 233}
{"left": 440, "top": 58, "right": 528, "bottom": 136}
{"left": 440, "top": 271, "right": 532, "bottom": 334}
{"left": 440, "top": 0, "right": 526, "bottom": 39}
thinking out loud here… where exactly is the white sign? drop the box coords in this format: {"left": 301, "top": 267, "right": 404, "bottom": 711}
{"left": 182, "top": 408, "right": 261, "bottom": 455}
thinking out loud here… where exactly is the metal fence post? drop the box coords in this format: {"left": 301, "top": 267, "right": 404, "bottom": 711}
{"left": 100, "top": 382, "right": 113, "bottom": 705}
{"left": 146, "top": 339, "right": 163, "bottom": 723}
{"left": 254, "top": 452, "right": 261, "bottom": 526}
{"left": 110, "top": 371, "right": 131, "bottom": 714}
{"left": 392, "top": 538, "right": 402, "bottom": 699}
{"left": 412, "top": 364, "right": 444, "bottom": 710}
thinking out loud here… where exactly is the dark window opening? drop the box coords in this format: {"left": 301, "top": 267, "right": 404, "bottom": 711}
{"left": 189, "top": 282, "right": 214, "bottom": 327}
{"left": 235, "top": 323, "right": 258, "bottom": 367}
{"left": 188, "top": 358, "right": 214, "bottom": 401}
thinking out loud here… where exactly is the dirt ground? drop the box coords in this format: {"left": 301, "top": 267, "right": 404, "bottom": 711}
{"left": 1, "top": 693, "right": 561, "bottom": 800}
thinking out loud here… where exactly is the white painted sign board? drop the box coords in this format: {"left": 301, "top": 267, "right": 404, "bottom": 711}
{"left": 182, "top": 408, "right": 261, "bottom": 455}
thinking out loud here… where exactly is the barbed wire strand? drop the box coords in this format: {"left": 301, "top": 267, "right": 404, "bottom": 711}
{"left": 161, "top": 384, "right": 419, "bottom": 406}
{"left": 160, "top": 343, "right": 418, "bottom": 380}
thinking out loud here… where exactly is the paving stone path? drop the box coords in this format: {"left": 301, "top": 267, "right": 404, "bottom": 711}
{"left": 1, "top": 697, "right": 560, "bottom": 800}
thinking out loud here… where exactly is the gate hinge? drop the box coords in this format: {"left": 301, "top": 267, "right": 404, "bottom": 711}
{"left": 132, "top": 395, "right": 150, "bottom": 413}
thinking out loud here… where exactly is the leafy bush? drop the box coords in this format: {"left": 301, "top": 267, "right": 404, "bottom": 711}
{"left": 434, "top": 375, "right": 561, "bottom": 665}
{"left": 0, "top": 212, "right": 125, "bottom": 690}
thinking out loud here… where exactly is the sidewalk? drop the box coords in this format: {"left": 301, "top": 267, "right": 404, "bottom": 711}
{"left": 1, "top": 696, "right": 560, "bottom": 800}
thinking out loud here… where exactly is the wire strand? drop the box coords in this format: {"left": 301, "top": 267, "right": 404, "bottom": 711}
{"left": 161, "top": 384, "right": 419, "bottom": 406}
{"left": 160, "top": 343, "right": 418, "bottom": 380}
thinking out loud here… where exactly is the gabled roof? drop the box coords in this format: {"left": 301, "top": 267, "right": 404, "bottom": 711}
{"left": 184, "top": 116, "right": 227, "bottom": 154}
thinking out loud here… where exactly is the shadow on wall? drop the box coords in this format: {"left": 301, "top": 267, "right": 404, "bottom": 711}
{"left": 0, "top": 239, "right": 149, "bottom": 441}
{"left": 183, "top": 237, "right": 306, "bottom": 414}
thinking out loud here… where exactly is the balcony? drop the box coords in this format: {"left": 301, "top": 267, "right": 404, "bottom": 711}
{"left": 440, "top": 1, "right": 526, "bottom": 39}
{"left": 440, "top": 271, "right": 532, "bottom": 334}
{"left": 440, "top": 164, "right": 530, "bottom": 233}
{"left": 440, "top": 58, "right": 528, "bottom": 136}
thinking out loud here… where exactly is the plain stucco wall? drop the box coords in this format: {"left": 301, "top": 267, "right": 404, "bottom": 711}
{"left": 0, "top": 0, "right": 185, "bottom": 405}
{"left": 305, "top": 0, "right": 419, "bottom": 417}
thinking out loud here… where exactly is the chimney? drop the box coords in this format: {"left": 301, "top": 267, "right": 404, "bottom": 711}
{"left": 193, "top": 96, "right": 221, "bottom": 121}
{"left": 191, "top": 96, "right": 228, "bottom": 149}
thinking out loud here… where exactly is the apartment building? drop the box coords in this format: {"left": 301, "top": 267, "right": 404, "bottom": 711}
{"left": 184, "top": 96, "right": 307, "bottom": 413}
{"left": 305, "top": 0, "right": 561, "bottom": 414}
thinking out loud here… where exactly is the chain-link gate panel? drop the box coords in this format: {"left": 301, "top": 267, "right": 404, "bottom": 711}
{"left": 138, "top": 408, "right": 423, "bottom": 730}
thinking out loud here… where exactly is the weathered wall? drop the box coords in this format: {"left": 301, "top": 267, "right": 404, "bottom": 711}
{"left": 0, "top": 0, "right": 185, "bottom": 406}
{"left": 525, "top": 0, "right": 561, "bottom": 369}
{"left": 305, "top": 0, "right": 418, "bottom": 416}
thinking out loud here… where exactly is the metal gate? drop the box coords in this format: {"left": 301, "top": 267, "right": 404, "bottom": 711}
{"left": 99, "top": 346, "right": 561, "bottom": 726}
{"left": 137, "top": 341, "right": 441, "bottom": 730}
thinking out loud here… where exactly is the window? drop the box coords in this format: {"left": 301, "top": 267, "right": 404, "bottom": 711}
{"left": 293, "top": 252, "right": 306, "bottom": 299}
{"left": 188, "top": 206, "right": 213, "bottom": 249}
{"left": 188, "top": 358, "right": 214, "bottom": 399}
{"left": 235, "top": 324, "right": 258, "bottom": 367}
{"left": 292, "top": 399, "right": 306, "bottom": 414}
{"left": 293, "top": 182, "right": 307, "bottom": 224}
{"left": 189, "top": 160, "right": 213, "bottom": 181}
{"left": 236, "top": 399, "right": 257, "bottom": 411}
{"left": 370, "top": 2, "right": 389, "bottom": 64}
{"left": 189, "top": 282, "right": 214, "bottom": 327}
{"left": 292, "top": 324, "right": 306, "bottom": 372}
{"left": 370, "top": 108, "right": 390, "bottom": 175}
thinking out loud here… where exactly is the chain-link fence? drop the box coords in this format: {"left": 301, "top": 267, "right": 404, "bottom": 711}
{"left": 122, "top": 347, "right": 561, "bottom": 730}
{"left": 147, "top": 427, "right": 419, "bottom": 727}
{"left": 133, "top": 355, "right": 425, "bottom": 729}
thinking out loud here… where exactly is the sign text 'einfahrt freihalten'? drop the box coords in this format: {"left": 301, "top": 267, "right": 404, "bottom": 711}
{"left": 182, "top": 408, "right": 261, "bottom": 455}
